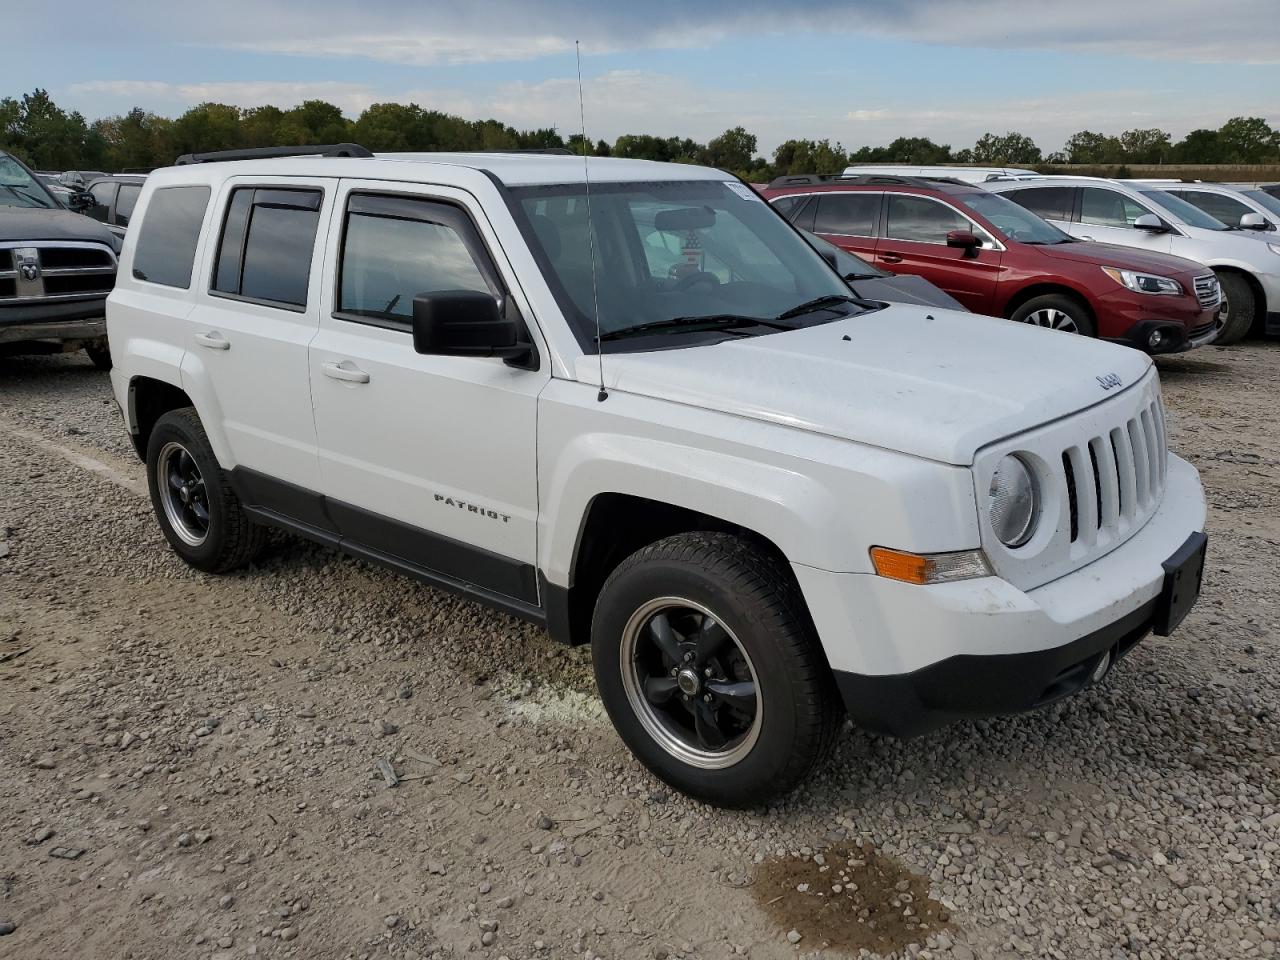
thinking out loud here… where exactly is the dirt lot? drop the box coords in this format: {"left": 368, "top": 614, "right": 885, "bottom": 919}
{"left": 1, "top": 342, "right": 1278, "bottom": 960}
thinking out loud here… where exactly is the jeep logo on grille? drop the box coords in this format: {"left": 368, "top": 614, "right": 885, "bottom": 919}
{"left": 19, "top": 256, "right": 41, "bottom": 282}
{"left": 1096, "top": 372, "right": 1123, "bottom": 391}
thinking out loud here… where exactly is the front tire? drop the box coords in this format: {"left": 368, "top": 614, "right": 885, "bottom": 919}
{"left": 146, "top": 408, "right": 263, "bottom": 573}
{"left": 1009, "top": 294, "right": 1097, "bottom": 337}
{"left": 84, "top": 342, "right": 112, "bottom": 371}
{"left": 1212, "top": 271, "right": 1256, "bottom": 345}
{"left": 591, "top": 532, "right": 842, "bottom": 807}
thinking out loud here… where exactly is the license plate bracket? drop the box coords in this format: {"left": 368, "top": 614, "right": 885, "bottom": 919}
{"left": 1153, "top": 532, "right": 1207, "bottom": 636}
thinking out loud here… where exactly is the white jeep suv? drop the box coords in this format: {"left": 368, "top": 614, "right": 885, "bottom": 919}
{"left": 107, "top": 146, "right": 1208, "bottom": 806}
{"left": 988, "top": 176, "right": 1280, "bottom": 344}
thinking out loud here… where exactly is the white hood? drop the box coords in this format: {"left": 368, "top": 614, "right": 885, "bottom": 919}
{"left": 578, "top": 307, "right": 1153, "bottom": 466}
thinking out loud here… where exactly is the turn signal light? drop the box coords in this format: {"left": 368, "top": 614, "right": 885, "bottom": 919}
{"left": 870, "top": 547, "right": 992, "bottom": 585}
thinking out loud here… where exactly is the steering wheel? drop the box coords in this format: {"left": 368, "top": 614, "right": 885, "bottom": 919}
{"left": 672, "top": 270, "right": 720, "bottom": 291}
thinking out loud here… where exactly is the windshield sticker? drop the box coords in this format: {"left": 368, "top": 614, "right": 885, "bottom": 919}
{"left": 724, "top": 181, "right": 763, "bottom": 202}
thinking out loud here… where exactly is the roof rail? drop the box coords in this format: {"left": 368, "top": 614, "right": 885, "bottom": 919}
{"left": 478, "top": 148, "right": 575, "bottom": 155}
{"left": 766, "top": 173, "right": 968, "bottom": 190}
{"left": 173, "top": 143, "right": 374, "bottom": 165}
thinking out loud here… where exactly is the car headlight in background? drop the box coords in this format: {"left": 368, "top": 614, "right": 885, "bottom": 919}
{"left": 988, "top": 455, "right": 1038, "bottom": 547}
{"left": 1101, "top": 266, "right": 1182, "bottom": 295}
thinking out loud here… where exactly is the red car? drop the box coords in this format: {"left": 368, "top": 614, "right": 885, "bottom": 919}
{"left": 761, "top": 175, "right": 1222, "bottom": 353}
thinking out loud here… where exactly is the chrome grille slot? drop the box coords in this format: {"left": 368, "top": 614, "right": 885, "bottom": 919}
{"left": 0, "top": 241, "right": 117, "bottom": 303}
{"left": 1193, "top": 274, "right": 1221, "bottom": 309}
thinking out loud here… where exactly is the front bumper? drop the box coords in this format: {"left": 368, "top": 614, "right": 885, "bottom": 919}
{"left": 795, "top": 453, "right": 1206, "bottom": 737}
{"left": 0, "top": 317, "right": 107, "bottom": 347}
{"left": 1095, "top": 291, "right": 1219, "bottom": 353}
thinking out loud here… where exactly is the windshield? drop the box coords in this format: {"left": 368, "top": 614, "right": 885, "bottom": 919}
{"left": 1243, "top": 190, "right": 1280, "bottom": 219}
{"left": 510, "top": 180, "right": 857, "bottom": 351}
{"left": 959, "top": 191, "right": 1071, "bottom": 244}
{"left": 1136, "top": 189, "right": 1229, "bottom": 230}
{"left": 0, "top": 154, "right": 56, "bottom": 209}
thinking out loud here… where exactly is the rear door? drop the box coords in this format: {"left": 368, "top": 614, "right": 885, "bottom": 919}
{"left": 875, "top": 193, "right": 1002, "bottom": 313}
{"left": 810, "top": 191, "right": 880, "bottom": 260}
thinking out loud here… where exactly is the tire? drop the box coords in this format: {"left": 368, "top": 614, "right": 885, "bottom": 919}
{"left": 84, "top": 342, "right": 112, "bottom": 371}
{"left": 1009, "top": 294, "right": 1097, "bottom": 338}
{"left": 1212, "top": 271, "right": 1256, "bottom": 346}
{"left": 145, "top": 408, "right": 263, "bottom": 573}
{"left": 591, "top": 532, "right": 842, "bottom": 807}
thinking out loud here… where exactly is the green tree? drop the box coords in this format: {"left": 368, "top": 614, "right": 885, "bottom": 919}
{"left": 704, "top": 126, "right": 756, "bottom": 172}
{"left": 1118, "top": 128, "right": 1172, "bottom": 164}
{"left": 1217, "top": 116, "right": 1278, "bottom": 162}
{"left": 170, "top": 103, "right": 243, "bottom": 156}
{"left": 283, "top": 100, "right": 350, "bottom": 143}
{"left": 883, "top": 136, "right": 952, "bottom": 164}
{"left": 772, "top": 138, "right": 848, "bottom": 175}
{"left": 971, "top": 131, "right": 1042, "bottom": 165}
{"left": 1063, "top": 130, "right": 1124, "bottom": 164}
{"left": 1172, "top": 128, "right": 1226, "bottom": 164}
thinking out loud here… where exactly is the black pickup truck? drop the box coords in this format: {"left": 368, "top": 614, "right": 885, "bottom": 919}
{"left": 1, "top": 149, "right": 119, "bottom": 369}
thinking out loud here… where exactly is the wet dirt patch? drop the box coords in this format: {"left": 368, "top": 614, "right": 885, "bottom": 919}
{"left": 751, "top": 844, "right": 950, "bottom": 955}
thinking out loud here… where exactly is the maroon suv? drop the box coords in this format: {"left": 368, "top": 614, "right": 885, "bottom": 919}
{"left": 761, "top": 175, "right": 1221, "bottom": 352}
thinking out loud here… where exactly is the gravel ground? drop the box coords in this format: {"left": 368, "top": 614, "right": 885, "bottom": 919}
{"left": 0, "top": 342, "right": 1277, "bottom": 960}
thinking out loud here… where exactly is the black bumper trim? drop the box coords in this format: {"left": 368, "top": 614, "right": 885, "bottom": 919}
{"left": 1102, "top": 319, "right": 1195, "bottom": 355}
{"left": 833, "top": 598, "right": 1158, "bottom": 738}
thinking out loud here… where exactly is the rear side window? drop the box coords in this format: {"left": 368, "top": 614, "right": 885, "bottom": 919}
{"left": 813, "top": 193, "right": 879, "bottom": 236}
{"left": 212, "top": 187, "right": 322, "bottom": 308}
{"left": 115, "top": 184, "right": 141, "bottom": 227}
{"left": 1006, "top": 186, "right": 1074, "bottom": 222}
{"left": 87, "top": 182, "right": 115, "bottom": 222}
{"left": 132, "top": 186, "right": 211, "bottom": 288}
{"left": 336, "top": 193, "right": 498, "bottom": 327}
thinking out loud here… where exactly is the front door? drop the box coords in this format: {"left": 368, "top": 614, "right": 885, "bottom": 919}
{"left": 875, "top": 193, "right": 1002, "bottom": 313}
{"left": 308, "top": 181, "right": 549, "bottom": 606}
{"left": 1070, "top": 187, "right": 1175, "bottom": 254}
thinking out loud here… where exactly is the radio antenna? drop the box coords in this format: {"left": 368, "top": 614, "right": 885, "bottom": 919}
{"left": 576, "top": 40, "right": 607, "bottom": 402}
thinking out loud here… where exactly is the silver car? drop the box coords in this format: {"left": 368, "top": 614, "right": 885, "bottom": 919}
{"left": 1138, "top": 181, "right": 1280, "bottom": 234}
{"left": 988, "top": 176, "right": 1280, "bottom": 344}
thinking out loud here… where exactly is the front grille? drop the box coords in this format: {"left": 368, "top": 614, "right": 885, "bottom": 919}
{"left": 1193, "top": 274, "right": 1221, "bottom": 310}
{"left": 0, "top": 242, "right": 117, "bottom": 303}
{"left": 1061, "top": 396, "right": 1167, "bottom": 547}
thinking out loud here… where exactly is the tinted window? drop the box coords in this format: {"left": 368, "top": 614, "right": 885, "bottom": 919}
{"left": 88, "top": 182, "right": 115, "bottom": 222}
{"left": 884, "top": 195, "right": 970, "bottom": 243}
{"left": 1079, "top": 188, "right": 1152, "bottom": 228}
{"left": 813, "top": 193, "right": 878, "bottom": 236}
{"left": 115, "top": 184, "right": 141, "bottom": 226}
{"left": 1006, "top": 186, "right": 1073, "bottom": 222}
{"left": 338, "top": 194, "right": 493, "bottom": 323}
{"left": 212, "top": 187, "right": 322, "bottom": 308}
{"left": 1243, "top": 189, "right": 1280, "bottom": 218}
{"left": 771, "top": 195, "right": 807, "bottom": 219}
{"left": 1176, "top": 190, "right": 1252, "bottom": 226}
{"left": 132, "top": 186, "right": 211, "bottom": 288}
{"left": 959, "top": 192, "right": 1070, "bottom": 244}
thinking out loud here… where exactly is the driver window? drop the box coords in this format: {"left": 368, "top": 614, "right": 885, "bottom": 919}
{"left": 1080, "top": 188, "right": 1151, "bottom": 228}
{"left": 885, "top": 195, "right": 992, "bottom": 246}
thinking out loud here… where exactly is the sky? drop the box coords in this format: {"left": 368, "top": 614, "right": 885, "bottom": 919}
{"left": 8, "top": 0, "right": 1280, "bottom": 155}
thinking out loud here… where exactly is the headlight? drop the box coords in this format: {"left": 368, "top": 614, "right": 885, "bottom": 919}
{"left": 988, "top": 455, "right": 1038, "bottom": 547}
{"left": 1268, "top": 243, "right": 1280, "bottom": 256}
{"left": 1101, "top": 266, "right": 1182, "bottom": 295}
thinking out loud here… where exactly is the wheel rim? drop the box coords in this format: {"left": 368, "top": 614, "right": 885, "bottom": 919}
{"left": 1021, "top": 307, "right": 1079, "bottom": 333}
{"left": 156, "top": 441, "right": 210, "bottom": 547}
{"left": 1216, "top": 290, "right": 1230, "bottom": 332}
{"left": 619, "top": 597, "right": 762, "bottom": 770}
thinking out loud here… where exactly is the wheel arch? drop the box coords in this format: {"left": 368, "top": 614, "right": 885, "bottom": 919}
{"left": 1210, "top": 264, "right": 1266, "bottom": 315}
{"left": 1002, "top": 282, "right": 1097, "bottom": 324}
{"left": 127, "top": 375, "right": 194, "bottom": 461}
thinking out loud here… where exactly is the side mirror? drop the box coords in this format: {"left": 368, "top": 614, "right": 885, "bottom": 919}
{"left": 411, "top": 290, "right": 531, "bottom": 361}
{"left": 67, "top": 191, "right": 94, "bottom": 213}
{"left": 1239, "top": 212, "right": 1268, "bottom": 231}
{"left": 1133, "top": 214, "right": 1167, "bottom": 232}
{"left": 946, "top": 230, "right": 982, "bottom": 257}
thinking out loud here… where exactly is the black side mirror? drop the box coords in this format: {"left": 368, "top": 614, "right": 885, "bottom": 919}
{"left": 411, "top": 290, "right": 533, "bottom": 362}
{"left": 68, "top": 190, "right": 94, "bottom": 213}
{"left": 946, "top": 230, "right": 982, "bottom": 257}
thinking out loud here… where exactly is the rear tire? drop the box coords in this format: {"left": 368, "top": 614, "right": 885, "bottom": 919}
{"left": 1009, "top": 294, "right": 1097, "bottom": 338}
{"left": 1212, "top": 271, "right": 1255, "bottom": 345}
{"left": 146, "top": 408, "right": 263, "bottom": 573}
{"left": 84, "top": 342, "right": 112, "bottom": 371}
{"left": 591, "top": 532, "right": 842, "bottom": 807}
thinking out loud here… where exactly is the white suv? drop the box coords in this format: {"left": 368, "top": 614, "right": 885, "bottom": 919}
{"left": 106, "top": 146, "right": 1208, "bottom": 806}
{"left": 988, "top": 176, "right": 1280, "bottom": 344}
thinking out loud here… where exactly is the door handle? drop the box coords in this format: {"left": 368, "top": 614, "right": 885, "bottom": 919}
{"left": 881, "top": 254, "right": 903, "bottom": 264}
{"left": 321, "top": 360, "right": 370, "bottom": 384}
{"left": 194, "top": 331, "right": 230, "bottom": 350}
{"left": 1078, "top": 235, "right": 1094, "bottom": 241}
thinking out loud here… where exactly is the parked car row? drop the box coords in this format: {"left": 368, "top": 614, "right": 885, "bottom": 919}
{"left": 757, "top": 166, "right": 1280, "bottom": 347}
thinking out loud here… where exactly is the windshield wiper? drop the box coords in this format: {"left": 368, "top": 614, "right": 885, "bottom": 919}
{"left": 2, "top": 183, "right": 52, "bottom": 208}
{"left": 774, "top": 294, "right": 861, "bottom": 322}
{"left": 598, "top": 314, "right": 794, "bottom": 343}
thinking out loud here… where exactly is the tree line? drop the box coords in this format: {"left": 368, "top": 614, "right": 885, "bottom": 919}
{"left": 3, "top": 88, "right": 1278, "bottom": 180}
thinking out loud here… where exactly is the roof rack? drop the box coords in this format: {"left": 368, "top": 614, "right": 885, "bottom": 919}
{"left": 174, "top": 143, "right": 374, "bottom": 165}
{"left": 766, "top": 173, "right": 969, "bottom": 189}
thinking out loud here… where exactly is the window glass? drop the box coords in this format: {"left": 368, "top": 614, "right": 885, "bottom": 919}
{"left": 1177, "top": 190, "right": 1252, "bottom": 226}
{"left": 212, "top": 187, "right": 322, "bottom": 307}
{"left": 1242, "top": 190, "right": 1280, "bottom": 217}
{"left": 1135, "top": 189, "right": 1228, "bottom": 230}
{"left": 115, "top": 184, "right": 141, "bottom": 226}
{"left": 338, "top": 196, "right": 492, "bottom": 321}
{"left": 87, "top": 181, "right": 115, "bottom": 222}
{"left": 959, "top": 192, "right": 1071, "bottom": 244}
{"left": 813, "top": 193, "right": 878, "bottom": 236}
{"left": 132, "top": 186, "right": 211, "bottom": 288}
{"left": 1006, "top": 186, "right": 1073, "bottom": 222}
{"left": 1079, "top": 188, "right": 1153, "bottom": 228}
{"left": 884, "top": 194, "right": 971, "bottom": 243}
